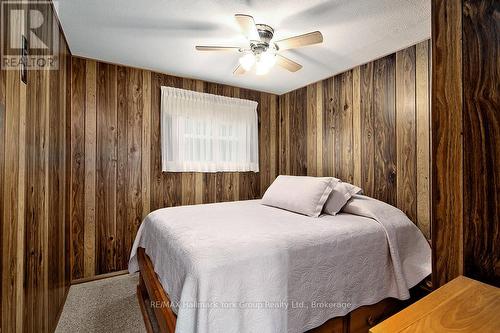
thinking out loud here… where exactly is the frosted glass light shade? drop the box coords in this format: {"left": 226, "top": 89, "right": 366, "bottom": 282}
{"left": 259, "top": 51, "right": 276, "bottom": 68}
{"left": 255, "top": 51, "right": 276, "bottom": 75}
{"left": 255, "top": 60, "right": 270, "bottom": 75}
{"left": 239, "top": 53, "right": 255, "bottom": 71}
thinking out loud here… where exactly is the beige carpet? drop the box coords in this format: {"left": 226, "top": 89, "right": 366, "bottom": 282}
{"left": 56, "top": 273, "right": 146, "bottom": 333}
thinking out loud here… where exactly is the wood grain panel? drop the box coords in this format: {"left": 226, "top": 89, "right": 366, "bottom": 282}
{"left": 279, "top": 43, "right": 430, "bottom": 236}
{"left": 290, "top": 87, "right": 307, "bottom": 175}
{"left": 116, "top": 65, "right": 128, "bottom": 271}
{"left": 48, "top": 33, "right": 67, "bottom": 329}
{"left": 334, "top": 71, "right": 353, "bottom": 183}
{"left": 315, "top": 82, "right": 324, "bottom": 176}
{"left": 70, "top": 57, "right": 86, "bottom": 279}
{"left": 287, "top": 89, "right": 298, "bottom": 175}
{"left": 65, "top": 47, "right": 72, "bottom": 297}
{"left": 331, "top": 76, "right": 341, "bottom": 178}
{"left": 270, "top": 93, "right": 278, "bottom": 181}
{"left": 115, "top": 67, "right": 144, "bottom": 270}
{"left": 96, "top": 62, "right": 118, "bottom": 274}
{"left": 461, "top": 0, "right": 499, "bottom": 286}
{"left": 431, "top": 0, "right": 499, "bottom": 288}
{"left": 2, "top": 29, "right": 21, "bottom": 333}
{"left": 69, "top": 57, "right": 278, "bottom": 278}
{"left": 352, "top": 67, "right": 362, "bottom": 187}
{"left": 416, "top": 40, "right": 431, "bottom": 239}
{"left": 17, "top": 73, "right": 26, "bottom": 333}
{"left": 57, "top": 36, "right": 70, "bottom": 331}
{"left": 279, "top": 93, "right": 290, "bottom": 174}
{"left": 126, "top": 68, "right": 144, "bottom": 269}
{"left": 431, "top": 0, "right": 464, "bottom": 287}
{"left": 306, "top": 84, "right": 318, "bottom": 176}
{"left": 259, "top": 92, "right": 271, "bottom": 193}
{"left": 0, "top": 32, "right": 4, "bottom": 333}
{"left": 360, "top": 62, "right": 375, "bottom": 196}
{"left": 25, "top": 42, "right": 46, "bottom": 333}
{"left": 141, "top": 71, "right": 151, "bottom": 216}
{"left": 373, "top": 55, "right": 396, "bottom": 206}
{"left": 396, "top": 46, "right": 417, "bottom": 222}
{"left": 181, "top": 172, "right": 196, "bottom": 205}
{"left": 322, "top": 77, "right": 335, "bottom": 176}
{"left": 84, "top": 60, "right": 96, "bottom": 277}
{"left": 1, "top": 3, "right": 71, "bottom": 332}
{"left": 40, "top": 9, "right": 52, "bottom": 328}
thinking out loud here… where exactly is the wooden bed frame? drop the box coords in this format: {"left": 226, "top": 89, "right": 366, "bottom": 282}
{"left": 136, "top": 247, "right": 427, "bottom": 333}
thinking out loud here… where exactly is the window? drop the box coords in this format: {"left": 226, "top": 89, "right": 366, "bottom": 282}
{"left": 161, "top": 86, "right": 259, "bottom": 172}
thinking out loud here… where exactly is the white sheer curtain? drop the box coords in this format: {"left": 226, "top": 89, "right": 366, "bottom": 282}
{"left": 161, "top": 86, "right": 259, "bottom": 172}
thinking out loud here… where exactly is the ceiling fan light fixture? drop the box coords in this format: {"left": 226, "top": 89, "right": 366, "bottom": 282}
{"left": 255, "top": 51, "right": 276, "bottom": 75}
{"left": 255, "top": 60, "right": 271, "bottom": 75}
{"left": 196, "top": 14, "right": 323, "bottom": 76}
{"left": 239, "top": 53, "right": 255, "bottom": 71}
{"left": 259, "top": 51, "right": 276, "bottom": 68}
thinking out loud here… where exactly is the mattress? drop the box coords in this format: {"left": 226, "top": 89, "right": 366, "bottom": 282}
{"left": 129, "top": 196, "right": 431, "bottom": 333}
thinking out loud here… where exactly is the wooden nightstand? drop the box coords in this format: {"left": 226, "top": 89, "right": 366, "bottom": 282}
{"left": 370, "top": 276, "right": 500, "bottom": 332}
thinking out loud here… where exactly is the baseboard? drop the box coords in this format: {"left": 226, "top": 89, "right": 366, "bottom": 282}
{"left": 71, "top": 270, "right": 129, "bottom": 285}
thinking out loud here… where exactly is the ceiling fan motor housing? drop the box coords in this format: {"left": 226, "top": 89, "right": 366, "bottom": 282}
{"left": 250, "top": 24, "right": 275, "bottom": 54}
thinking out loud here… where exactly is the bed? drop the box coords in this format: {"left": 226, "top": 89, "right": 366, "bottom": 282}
{"left": 129, "top": 195, "right": 431, "bottom": 333}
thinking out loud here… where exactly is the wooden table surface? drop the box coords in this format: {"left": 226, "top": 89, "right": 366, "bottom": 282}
{"left": 370, "top": 276, "right": 500, "bottom": 333}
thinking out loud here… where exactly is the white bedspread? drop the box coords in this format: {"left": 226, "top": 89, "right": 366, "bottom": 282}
{"left": 128, "top": 196, "right": 431, "bottom": 333}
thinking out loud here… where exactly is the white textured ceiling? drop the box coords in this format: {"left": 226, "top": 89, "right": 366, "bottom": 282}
{"left": 54, "top": 0, "right": 430, "bottom": 95}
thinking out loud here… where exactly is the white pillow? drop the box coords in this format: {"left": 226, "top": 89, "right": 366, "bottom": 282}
{"left": 323, "top": 181, "right": 363, "bottom": 215}
{"left": 262, "top": 176, "right": 337, "bottom": 217}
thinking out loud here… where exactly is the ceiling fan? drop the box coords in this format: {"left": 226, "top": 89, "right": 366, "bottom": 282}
{"left": 195, "top": 14, "right": 323, "bottom": 76}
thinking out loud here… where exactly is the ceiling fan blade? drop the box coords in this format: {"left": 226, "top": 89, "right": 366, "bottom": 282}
{"left": 233, "top": 65, "right": 247, "bottom": 75}
{"left": 235, "top": 14, "right": 260, "bottom": 41}
{"left": 275, "top": 31, "right": 323, "bottom": 51}
{"left": 276, "top": 54, "right": 303, "bottom": 72}
{"left": 196, "top": 46, "right": 241, "bottom": 51}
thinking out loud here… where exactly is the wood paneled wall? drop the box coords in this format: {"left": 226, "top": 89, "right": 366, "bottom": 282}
{"left": 432, "top": 0, "right": 499, "bottom": 287}
{"left": 279, "top": 41, "right": 431, "bottom": 237}
{"left": 0, "top": 2, "right": 71, "bottom": 333}
{"left": 69, "top": 58, "right": 279, "bottom": 279}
